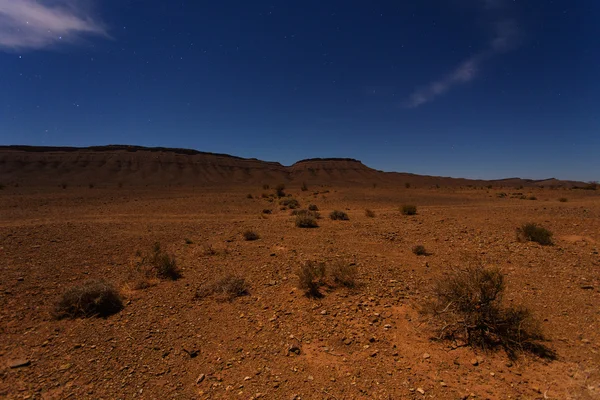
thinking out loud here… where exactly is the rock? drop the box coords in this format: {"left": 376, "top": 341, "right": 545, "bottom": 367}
{"left": 470, "top": 358, "right": 479, "bottom": 366}
{"left": 196, "top": 374, "right": 205, "bottom": 384}
{"left": 370, "top": 350, "right": 379, "bottom": 357}
{"left": 440, "top": 381, "right": 447, "bottom": 387}
{"left": 416, "top": 387, "right": 425, "bottom": 395}
{"left": 9, "top": 359, "right": 31, "bottom": 369}
{"left": 16, "top": 277, "right": 24, "bottom": 281}
{"left": 422, "top": 353, "right": 430, "bottom": 359}
{"left": 343, "top": 338, "right": 353, "bottom": 345}
{"left": 581, "top": 285, "right": 594, "bottom": 290}
{"left": 288, "top": 345, "right": 301, "bottom": 356}
{"left": 320, "top": 310, "right": 327, "bottom": 315}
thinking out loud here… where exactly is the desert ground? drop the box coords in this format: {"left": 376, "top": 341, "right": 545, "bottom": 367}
{"left": 1, "top": 184, "right": 599, "bottom": 399}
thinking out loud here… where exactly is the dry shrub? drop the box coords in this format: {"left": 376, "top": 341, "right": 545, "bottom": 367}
{"left": 329, "top": 260, "right": 357, "bottom": 288}
{"left": 401, "top": 204, "right": 417, "bottom": 215}
{"left": 196, "top": 275, "right": 249, "bottom": 301}
{"left": 365, "top": 208, "right": 375, "bottom": 218}
{"left": 148, "top": 243, "right": 182, "bottom": 279}
{"left": 295, "top": 214, "right": 318, "bottom": 228}
{"left": 54, "top": 280, "right": 123, "bottom": 319}
{"left": 422, "top": 265, "right": 554, "bottom": 359}
{"left": 246, "top": 194, "right": 253, "bottom": 199}
{"left": 243, "top": 230, "right": 260, "bottom": 241}
{"left": 330, "top": 210, "right": 349, "bottom": 220}
{"left": 301, "top": 182, "right": 308, "bottom": 191}
{"left": 291, "top": 209, "right": 321, "bottom": 219}
{"left": 280, "top": 198, "right": 300, "bottom": 209}
{"left": 262, "top": 209, "right": 272, "bottom": 214}
{"left": 517, "top": 223, "right": 553, "bottom": 246}
{"left": 308, "top": 204, "right": 319, "bottom": 211}
{"left": 275, "top": 183, "right": 286, "bottom": 197}
{"left": 558, "top": 197, "right": 568, "bottom": 203}
{"left": 412, "top": 245, "right": 427, "bottom": 256}
{"left": 297, "top": 261, "right": 326, "bottom": 297}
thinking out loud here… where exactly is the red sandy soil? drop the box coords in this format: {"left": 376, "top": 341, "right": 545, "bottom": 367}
{"left": 1, "top": 183, "right": 599, "bottom": 399}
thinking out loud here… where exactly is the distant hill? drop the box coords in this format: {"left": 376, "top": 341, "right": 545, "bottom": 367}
{"left": 0, "top": 145, "right": 588, "bottom": 188}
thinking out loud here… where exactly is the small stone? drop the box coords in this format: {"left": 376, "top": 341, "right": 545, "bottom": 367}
{"left": 384, "top": 324, "right": 392, "bottom": 329}
{"left": 416, "top": 387, "right": 425, "bottom": 395}
{"left": 307, "top": 375, "right": 314, "bottom": 381}
{"left": 343, "top": 338, "right": 352, "bottom": 345}
{"left": 244, "top": 376, "right": 251, "bottom": 381}
{"left": 422, "top": 353, "right": 430, "bottom": 359}
{"left": 16, "top": 277, "right": 24, "bottom": 281}
{"left": 470, "top": 358, "right": 479, "bottom": 366}
{"left": 440, "top": 381, "right": 447, "bottom": 387}
{"left": 320, "top": 310, "right": 327, "bottom": 315}
{"left": 288, "top": 345, "right": 301, "bottom": 355}
{"left": 9, "top": 359, "right": 31, "bottom": 369}
{"left": 196, "top": 374, "right": 205, "bottom": 384}
{"left": 581, "top": 285, "right": 594, "bottom": 290}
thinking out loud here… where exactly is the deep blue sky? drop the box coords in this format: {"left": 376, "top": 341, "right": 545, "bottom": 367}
{"left": 0, "top": 0, "right": 598, "bottom": 180}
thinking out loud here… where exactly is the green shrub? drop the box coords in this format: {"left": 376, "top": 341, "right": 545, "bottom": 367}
{"left": 401, "top": 205, "right": 417, "bottom": 215}
{"left": 330, "top": 210, "right": 349, "bottom": 221}
{"left": 54, "top": 280, "right": 123, "bottom": 319}
{"left": 517, "top": 223, "right": 553, "bottom": 246}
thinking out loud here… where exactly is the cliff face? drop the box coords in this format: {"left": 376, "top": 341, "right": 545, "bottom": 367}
{"left": 0, "top": 145, "right": 584, "bottom": 188}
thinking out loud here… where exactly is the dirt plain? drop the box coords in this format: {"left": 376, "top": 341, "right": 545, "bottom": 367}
{"left": 1, "top": 183, "right": 599, "bottom": 399}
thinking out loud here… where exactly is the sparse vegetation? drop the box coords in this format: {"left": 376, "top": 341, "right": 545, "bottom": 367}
{"left": 295, "top": 214, "right": 319, "bottom": 228}
{"left": 330, "top": 260, "right": 357, "bottom": 288}
{"left": 405, "top": 182, "right": 411, "bottom": 188}
{"left": 196, "top": 275, "right": 249, "bottom": 301}
{"left": 301, "top": 182, "right": 308, "bottom": 191}
{"left": 0, "top": 183, "right": 5, "bottom": 190}
{"left": 246, "top": 193, "right": 253, "bottom": 199}
{"left": 365, "top": 208, "right": 375, "bottom": 218}
{"left": 147, "top": 242, "right": 182, "bottom": 280}
{"left": 496, "top": 192, "right": 507, "bottom": 198}
{"left": 422, "top": 265, "right": 553, "bottom": 359}
{"left": 412, "top": 245, "right": 427, "bottom": 256}
{"left": 291, "top": 209, "right": 321, "bottom": 219}
{"left": 243, "top": 230, "right": 260, "bottom": 241}
{"left": 185, "top": 238, "right": 193, "bottom": 245}
{"left": 279, "top": 198, "right": 300, "bottom": 209}
{"left": 528, "top": 195, "right": 537, "bottom": 200}
{"left": 401, "top": 204, "right": 417, "bottom": 215}
{"left": 559, "top": 197, "right": 568, "bottom": 202}
{"left": 517, "top": 223, "right": 553, "bottom": 246}
{"left": 61, "top": 183, "right": 67, "bottom": 189}
{"left": 262, "top": 209, "right": 272, "bottom": 214}
{"left": 308, "top": 204, "right": 319, "bottom": 211}
{"left": 297, "top": 261, "right": 326, "bottom": 297}
{"left": 89, "top": 183, "right": 95, "bottom": 189}
{"left": 330, "top": 210, "right": 349, "bottom": 220}
{"left": 275, "top": 183, "right": 286, "bottom": 197}
{"left": 54, "top": 280, "right": 123, "bottom": 319}
{"left": 262, "top": 184, "right": 270, "bottom": 190}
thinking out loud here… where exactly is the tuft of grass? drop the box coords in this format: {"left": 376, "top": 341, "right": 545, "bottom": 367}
{"left": 297, "top": 261, "right": 326, "bottom": 297}
{"left": 421, "top": 265, "right": 554, "bottom": 360}
{"left": 558, "top": 197, "right": 568, "bottom": 203}
{"left": 308, "top": 204, "right": 319, "bottom": 211}
{"left": 517, "top": 223, "right": 553, "bottom": 246}
{"left": 295, "top": 214, "right": 319, "bottom": 228}
{"left": 329, "top": 260, "right": 357, "bottom": 288}
{"left": 330, "top": 210, "right": 349, "bottom": 221}
{"left": 148, "top": 242, "right": 182, "bottom": 280}
{"left": 412, "top": 245, "right": 427, "bottom": 256}
{"left": 196, "top": 275, "right": 249, "bottom": 301}
{"left": 365, "top": 208, "right": 375, "bottom": 218}
{"left": 243, "top": 230, "right": 260, "bottom": 241}
{"left": 280, "top": 198, "right": 300, "bottom": 209}
{"left": 54, "top": 280, "right": 123, "bottom": 319}
{"left": 401, "top": 204, "right": 417, "bottom": 215}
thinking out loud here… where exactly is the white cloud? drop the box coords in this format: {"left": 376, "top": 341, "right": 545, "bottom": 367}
{"left": 405, "top": 17, "right": 520, "bottom": 108}
{"left": 0, "top": 0, "right": 107, "bottom": 51}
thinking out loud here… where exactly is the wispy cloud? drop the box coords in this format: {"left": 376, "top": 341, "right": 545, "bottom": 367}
{"left": 405, "top": 7, "right": 520, "bottom": 108}
{"left": 0, "top": 0, "right": 107, "bottom": 51}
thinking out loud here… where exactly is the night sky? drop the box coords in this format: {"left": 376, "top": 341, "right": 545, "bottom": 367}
{"left": 1, "top": 1, "right": 598, "bottom": 181}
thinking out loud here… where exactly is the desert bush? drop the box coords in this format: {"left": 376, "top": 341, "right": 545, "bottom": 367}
{"left": 246, "top": 194, "right": 253, "bottom": 199}
{"left": 401, "top": 204, "right": 417, "bottom": 215}
{"left": 89, "top": 183, "right": 95, "bottom": 189}
{"left": 330, "top": 210, "right": 349, "bottom": 220}
{"left": 243, "top": 230, "right": 260, "bottom": 241}
{"left": 262, "top": 209, "right": 272, "bottom": 214}
{"left": 308, "top": 204, "right": 319, "bottom": 211}
{"left": 330, "top": 260, "right": 357, "bottom": 288}
{"left": 297, "top": 261, "right": 326, "bottom": 297}
{"left": 528, "top": 196, "right": 537, "bottom": 200}
{"left": 295, "top": 214, "right": 319, "bottom": 228}
{"left": 412, "top": 245, "right": 427, "bottom": 256}
{"left": 405, "top": 182, "right": 411, "bottom": 188}
{"left": 559, "top": 197, "right": 568, "bottom": 202}
{"left": 54, "top": 280, "right": 123, "bottom": 319}
{"left": 517, "top": 223, "right": 553, "bottom": 246}
{"left": 301, "top": 182, "right": 308, "bottom": 191}
{"left": 275, "top": 183, "right": 286, "bottom": 197}
{"left": 496, "top": 192, "right": 507, "bottom": 198}
{"left": 280, "top": 198, "right": 300, "bottom": 209}
{"left": 147, "top": 242, "right": 182, "bottom": 280}
{"left": 60, "top": 183, "right": 67, "bottom": 189}
{"left": 0, "top": 183, "right": 5, "bottom": 190}
{"left": 365, "top": 208, "right": 375, "bottom": 218}
{"left": 422, "top": 265, "right": 552, "bottom": 359}
{"left": 263, "top": 184, "right": 270, "bottom": 190}
{"left": 196, "top": 275, "right": 249, "bottom": 301}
